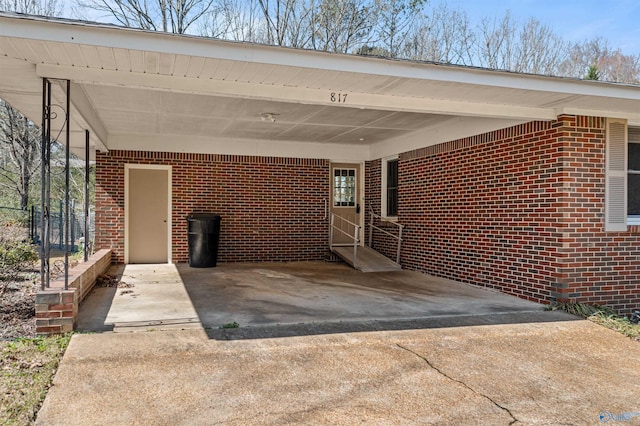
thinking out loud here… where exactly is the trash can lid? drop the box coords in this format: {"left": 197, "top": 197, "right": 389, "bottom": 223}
{"left": 186, "top": 213, "right": 221, "bottom": 220}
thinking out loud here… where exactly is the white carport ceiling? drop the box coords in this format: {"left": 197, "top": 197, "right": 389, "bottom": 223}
{"left": 1, "top": 13, "right": 640, "bottom": 161}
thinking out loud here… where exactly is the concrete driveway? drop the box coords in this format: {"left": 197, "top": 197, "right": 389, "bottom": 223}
{"left": 40, "top": 262, "right": 640, "bottom": 424}
{"left": 38, "top": 321, "right": 640, "bottom": 425}
{"left": 76, "top": 261, "right": 569, "bottom": 337}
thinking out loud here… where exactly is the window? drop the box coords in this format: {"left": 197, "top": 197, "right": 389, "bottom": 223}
{"left": 381, "top": 156, "right": 398, "bottom": 218}
{"left": 333, "top": 168, "right": 356, "bottom": 207}
{"left": 629, "top": 128, "right": 640, "bottom": 217}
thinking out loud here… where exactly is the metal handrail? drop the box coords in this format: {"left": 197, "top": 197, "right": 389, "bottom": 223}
{"left": 368, "top": 211, "right": 403, "bottom": 264}
{"left": 329, "top": 213, "right": 361, "bottom": 268}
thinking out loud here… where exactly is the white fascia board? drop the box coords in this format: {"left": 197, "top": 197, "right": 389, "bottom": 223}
{"left": 556, "top": 107, "right": 640, "bottom": 124}
{"left": 368, "top": 117, "right": 527, "bottom": 160}
{"left": 36, "top": 63, "right": 556, "bottom": 120}
{"left": 4, "top": 14, "right": 640, "bottom": 102}
{"left": 107, "top": 134, "right": 368, "bottom": 162}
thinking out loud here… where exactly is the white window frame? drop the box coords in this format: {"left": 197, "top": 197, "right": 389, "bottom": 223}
{"left": 381, "top": 155, "right": 399, "bottom": 221}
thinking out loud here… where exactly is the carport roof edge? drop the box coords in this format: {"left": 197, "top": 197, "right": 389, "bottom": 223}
{"left": 2, "top": 11, "right": 640, "bottom": 101}
{"left": 1, "top": 11, "right": 640, "bottom": 162}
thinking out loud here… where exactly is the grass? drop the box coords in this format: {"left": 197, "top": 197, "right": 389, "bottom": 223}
{"left": 220, "top": 322, "right": 240, "bottom": 329}
{"left": 589, "top": 311, "right": 640, "bottom": 340}
{"left": 0, "top": 334, "right": 72, "bottom": 425}
{"left": 547, "top": 302, "right": 640, "bottom": 341}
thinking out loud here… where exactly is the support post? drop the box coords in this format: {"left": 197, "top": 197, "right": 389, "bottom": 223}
{"left": 84, "top": 129, "right": 90, "bottom": 262}
{"left": 40, "top": 78, "right": 52, "bottom": 290}
{"left": 64, "top": 79, "right": 71, "bottom": 290}
{"left": 70, "top": 200, "right": 76, "bottom": 253}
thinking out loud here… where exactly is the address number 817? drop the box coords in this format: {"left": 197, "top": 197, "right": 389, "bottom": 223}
{"left": 330, "top": 92, "right": 348, "bottom": 103}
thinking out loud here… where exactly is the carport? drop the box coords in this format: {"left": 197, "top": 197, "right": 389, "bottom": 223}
{"left": 3, "top": 12, "right": 640, "bottom": 321}
{"left": 0, "top": 12, "right": 543, "bottom": 270}
{"left": 76, "top": 261, "right": 573, "bottom": 338}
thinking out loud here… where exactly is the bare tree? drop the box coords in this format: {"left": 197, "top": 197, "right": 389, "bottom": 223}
{"left": 199, "top": 0, "right": 266, "bottom": 41}
{"left": 512, "top": 18, "right": 567, "bottom": 75}
{"left": 0, "top": 0, "right": 62, "bottom": 15}
{"left": 403, "top": 2, "right": 475, "bottom": 65}
{"left": 253, "top": 0, "right": 312, "bottom": 47}
{"left": 598, "top": 51, "right": 640, "bottom": 84}
{"left": 309, "top": 0, "right": 375, "bottom": 53}
{"left": 0, "top": 100, "right": 41, "bottom": 210}
{"left": 79, "top": 0, "right": 214, "bottom": 33}
{"left": 473, "top": 12, "right": 570, "bottom": 76}
{"left": 560, "top": 38, "right": 640, "bottom": 83}
{"left": 372, "top": 0, "right": 423, "bottom": 58}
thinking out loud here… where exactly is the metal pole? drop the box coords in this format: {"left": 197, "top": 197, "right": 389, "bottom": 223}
{"left": 59, "top": 200, "right": 63, "bottom": 249}
{"left": 368, "top": 211, "right": 373, "bottom": 248}
{"left": 84, "top": 129, "right": 89, "bottom": 262}
{"left": 64, "top": 80, "right": 70, "bottom": 290}
{"left": 396, "top": 225, "right": 404, "bottom": 265}
{"left": 39, "top": 79, "right": 47, "bottom": 290}
{"left": 40, "top": 78, "right": 52, "bottom": 289}
{"left": 29, "top": 205, "right": 34, "bottom": 243}
{"left": 329, "top": 213, "right": 334, "bottom": 249}
{"left": 353, "top": 226, "right": 359, "bottom": 269}
{"left": 71, "top": 199, "right": 76, "bottom": 253}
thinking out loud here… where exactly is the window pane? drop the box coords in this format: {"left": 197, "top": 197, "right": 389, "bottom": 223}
{"left": 629, "top": 143, "right": 640, "bottom": 171}
{"left": 386, "top": 160, "right": 398, "bottom": 216}
{"left": 333, "top": 168, "right": 356, "bottom": 207}
{"left": 629, "top": 174, "right": 640, "bottom": 215}
{"left": 387, "top": 160, "right": 398, "bottom": 187}
{"left": 387, "top": 189, "right": 398, "bottom": 216}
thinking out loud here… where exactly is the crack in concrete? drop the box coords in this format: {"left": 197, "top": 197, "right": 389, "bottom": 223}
{"left": 396, "top": 343, "right": 519, "bottom": 425}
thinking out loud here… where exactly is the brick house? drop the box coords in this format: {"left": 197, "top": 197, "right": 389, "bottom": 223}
{"left": 1, "top": 13, "right": 639, "bottom": 314}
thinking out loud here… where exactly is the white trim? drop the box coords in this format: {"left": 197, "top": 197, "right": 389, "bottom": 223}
{"left": 110, "top": 134, "right": 368, "bottom": 162}
{"left": 628, "top": 217, "right": 640, "bottom": 225}
{"left": 381, "top": 155, "right": 399, "bottom": 220}
{"left": 5, "top": 13, "right": 640, "bottom": 102}
{"left": 124, "top": 164, "right": 172, "bottom": 264}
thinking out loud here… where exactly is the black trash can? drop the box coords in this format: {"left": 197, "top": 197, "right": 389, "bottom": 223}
{"left": 186, "top": 214, "right": 221, "bottom": 267}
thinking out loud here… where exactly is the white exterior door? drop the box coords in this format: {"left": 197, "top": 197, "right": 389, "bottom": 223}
{"left": 330, "top": 163, "right": 361, "bottom": 245}
{"left": 126, "top": 166, "right": 171, "bottom": 264}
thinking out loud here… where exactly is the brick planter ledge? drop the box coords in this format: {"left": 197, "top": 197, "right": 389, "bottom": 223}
{"left": 35, "top": 249, "right": 112, "bottom": 335}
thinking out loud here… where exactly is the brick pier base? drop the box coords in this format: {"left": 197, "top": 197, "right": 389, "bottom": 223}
{"left": 35, "top": 249, "right": 112, "bottom": 335}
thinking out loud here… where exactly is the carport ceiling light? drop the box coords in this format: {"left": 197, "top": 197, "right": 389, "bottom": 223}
{"left": 260, "top": 112, "right": 279, "bottom": 123}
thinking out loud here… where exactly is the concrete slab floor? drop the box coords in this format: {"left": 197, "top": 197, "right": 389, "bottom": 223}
{"left": 37, "top": 321, "right": 640, "bottom": 425}
{"left": 76, "top": 261, "right": 571, "bottom": 337}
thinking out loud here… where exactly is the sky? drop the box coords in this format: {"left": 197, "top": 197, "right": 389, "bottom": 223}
{"left": 451, "top": 0, "right": 640, "bottom": 56}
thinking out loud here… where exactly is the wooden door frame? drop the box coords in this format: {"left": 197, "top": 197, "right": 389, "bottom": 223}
{"left": 124, "top": 164, "right": 172, "bottom": 264}
{"left": 330, "top": 161, "right": 365, "bottom": 246}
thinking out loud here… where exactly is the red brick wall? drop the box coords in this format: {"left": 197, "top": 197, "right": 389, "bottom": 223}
{"left": 366, "top": 115, "right": 640, "bottom": 314}
{"left": 364, "top": 159, "right": 402, "bottom": 261}
{"left": 96, "top": 151, "right": 330, "bottom": 264}
{"left": 553, "top": 116, "right": 640, "bottom": 313}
